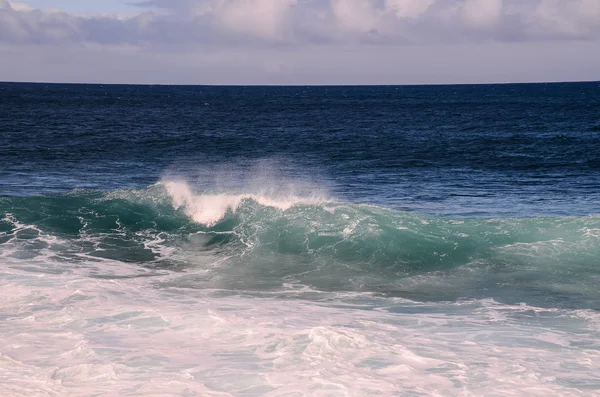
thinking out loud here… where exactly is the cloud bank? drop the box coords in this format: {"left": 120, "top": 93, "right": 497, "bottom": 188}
{"left": 1, "top": 0, "right": 599, "bottom": 84}
{"left": 1, "top": 0, "right": 600, "bottom": 46}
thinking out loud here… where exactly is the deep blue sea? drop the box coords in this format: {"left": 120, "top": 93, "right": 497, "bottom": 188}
{"left": 1, "top": 82, "right": 600, "bottom": 396}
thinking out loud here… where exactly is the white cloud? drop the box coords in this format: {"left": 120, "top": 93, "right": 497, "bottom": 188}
{"left": 580, "top": 0, "right": 600, "bottom": 17}
{"left": 330, "top": 0, "right": 380, "bottom": 34}
{"left": 461, "top": 0, "right": 503, "bottom": 28}
{"left": 384, "top": 0, "right": 434, "bottom": 19}
{"left": 0, "top": 0, "right": 599, "bottom": 46}
{"left": 0, "top": 1, "right": 29, "bottom": 40}
{"left": 8, "top": 1, "right": 33, "bottom": 12}
{"left": 533, "top": 0, "right": 600, "bottom": 37}
{"left": 214, "top": 0, "right": 297, "bottom": 39}
{"left": 1, "top": 0, "right": 599, "bottom": 85}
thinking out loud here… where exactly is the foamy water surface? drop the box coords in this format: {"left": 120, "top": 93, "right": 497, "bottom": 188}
{"left": 1, "top": 243, "right": 600, "bottom": 396}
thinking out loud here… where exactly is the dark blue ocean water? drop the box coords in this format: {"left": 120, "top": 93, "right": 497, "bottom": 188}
{"left": 2, "top": 82, "right": 599, "bottom": 217}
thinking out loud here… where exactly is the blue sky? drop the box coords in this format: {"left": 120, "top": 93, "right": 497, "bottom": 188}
{"left": 18, "top": 0, "right": 139, "bottom": 13}
{"left": 1, "top": 0, "right": 599, "bottom": 84}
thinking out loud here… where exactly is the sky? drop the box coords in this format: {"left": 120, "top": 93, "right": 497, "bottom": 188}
{"left": 0, "top": 0, "right": 599, "bottom": 85}
{"left": 10, "top": 0, "right": 140, "bottom": 14}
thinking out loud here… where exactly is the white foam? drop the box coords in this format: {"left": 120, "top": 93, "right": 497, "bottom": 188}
{"left": 163, "top": 179, "right": 329, "bottom": 225}
{"left": 1, "top": 265, "right": 599, "bottom": 397}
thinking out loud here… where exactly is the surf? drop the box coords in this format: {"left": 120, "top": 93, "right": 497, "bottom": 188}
{"left": 1, "top": 181, "right": 599, "bottom": 308}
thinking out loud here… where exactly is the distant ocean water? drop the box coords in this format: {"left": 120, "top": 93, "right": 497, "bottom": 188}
{"left": 1, "top": 82, "right": 600, "bottom": 396}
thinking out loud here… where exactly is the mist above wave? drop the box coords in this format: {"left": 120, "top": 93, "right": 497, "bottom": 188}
{"left": 163, "top": 179, "right": 328, "bottom": 226}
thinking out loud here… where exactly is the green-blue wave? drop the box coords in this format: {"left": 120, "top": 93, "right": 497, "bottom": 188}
{"left": 1, "top": 184, "right": 599, "bottom": 308}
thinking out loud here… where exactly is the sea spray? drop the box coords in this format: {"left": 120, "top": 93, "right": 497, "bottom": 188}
{"left": 163, "top": 179, "right": 327, "bottom": 226}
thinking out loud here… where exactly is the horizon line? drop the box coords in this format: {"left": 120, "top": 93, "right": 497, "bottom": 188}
{"left": 1, "top": 79, "right": 599, "bottom": 88}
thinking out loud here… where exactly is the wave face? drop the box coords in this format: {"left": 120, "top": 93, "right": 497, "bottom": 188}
{"left": 2, "top": 181, "right": 599, "bottom": 309}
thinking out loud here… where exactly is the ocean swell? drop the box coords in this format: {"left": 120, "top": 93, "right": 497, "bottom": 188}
{"left": 1, "top": 182, "right": 599, "bottom": 307}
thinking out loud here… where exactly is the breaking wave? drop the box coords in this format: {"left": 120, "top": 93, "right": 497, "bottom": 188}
{"left": 1, "top": 180, "right": 599, "bottom": 307}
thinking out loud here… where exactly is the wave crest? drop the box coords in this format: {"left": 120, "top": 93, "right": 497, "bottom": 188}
{"left": 163, "top": 179, "right": 329, "bottom": 225}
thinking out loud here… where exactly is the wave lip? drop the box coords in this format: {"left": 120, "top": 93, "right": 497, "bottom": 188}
{"left": 163, "top": 179, "right": 330, "bottom": 226}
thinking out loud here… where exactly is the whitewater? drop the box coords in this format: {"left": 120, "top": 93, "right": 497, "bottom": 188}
{"left": 1, "top": 180, "right": 600, "bottom": 396}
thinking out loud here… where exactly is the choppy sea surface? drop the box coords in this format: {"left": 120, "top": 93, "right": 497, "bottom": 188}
{"left": 1, "top": 82, "right": 600, "bottom": 396}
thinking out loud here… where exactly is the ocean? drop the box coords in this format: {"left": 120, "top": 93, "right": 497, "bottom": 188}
{"left": 1, "top": 82, "right": 599, "bottom": 396}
